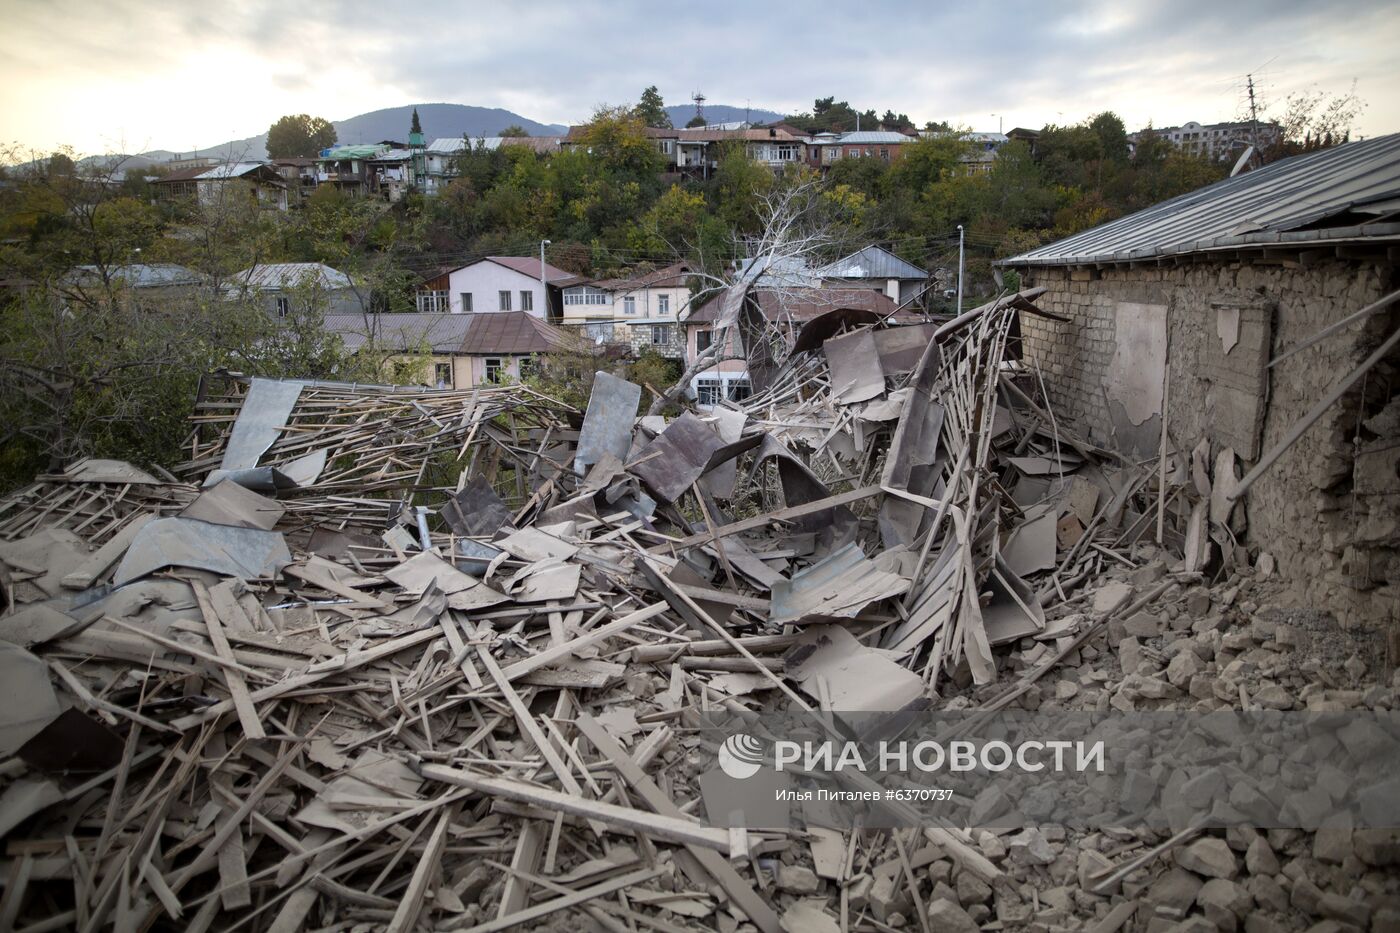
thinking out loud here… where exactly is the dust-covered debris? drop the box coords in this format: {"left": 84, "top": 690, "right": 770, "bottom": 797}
{"left": 0, "top": 296, "right": 1395, "bottom": 931}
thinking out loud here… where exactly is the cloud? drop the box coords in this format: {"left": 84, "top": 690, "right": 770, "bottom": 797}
{"left": 1, "top": 0, "right": 1396, "bottom": 154}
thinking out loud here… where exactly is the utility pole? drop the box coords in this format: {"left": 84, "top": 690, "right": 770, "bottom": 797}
{"left": 539, "top": 239, "right": 550, "bottom": 318}
{"left": 1247, "top": 73, "right": 1260, "bottom": 155}
{"left": 956, "top": 225, "right": 965, "bottom": 315}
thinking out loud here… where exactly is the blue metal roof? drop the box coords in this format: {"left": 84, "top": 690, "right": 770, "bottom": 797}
{"left": 1000, "top": 133, "right": 1400, "bottom": 267}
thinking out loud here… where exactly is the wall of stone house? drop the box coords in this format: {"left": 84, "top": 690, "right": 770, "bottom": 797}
{"left": 1018, "top": 257, "right": 1399, "bottom": 629}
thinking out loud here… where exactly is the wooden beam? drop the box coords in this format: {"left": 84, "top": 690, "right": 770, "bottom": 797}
{"left": 574, "top": 713, "right": 782, "bottom": 933}
{"left": 386, "top": 808, "right": 453, "bottom": 933}
{"left": 655, "top": 485, "right": 882, "bottom": 552}
{"left": 415, "top": 764, "right": 735, "bottom": 855}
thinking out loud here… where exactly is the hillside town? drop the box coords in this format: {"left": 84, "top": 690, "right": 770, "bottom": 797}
{"left": 0, "top": 29, "right": 1398, "bottom": 933}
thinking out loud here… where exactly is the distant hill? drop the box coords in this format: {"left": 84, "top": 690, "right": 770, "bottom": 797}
{"left": 150, "top": 104, "right": 569, "bottom": 162}
{"left": 12, "top": 102, "right": 790, "bottom": 171}
{"left": 160, "top": 102, "right": 786, "bottom": 161}
{"left": 663, "top": 104, "right": 786, "bottom": 127}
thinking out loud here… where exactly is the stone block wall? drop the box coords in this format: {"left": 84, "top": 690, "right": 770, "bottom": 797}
{"left": 1018, "top": 257, "right": 1399, "bottom": 628}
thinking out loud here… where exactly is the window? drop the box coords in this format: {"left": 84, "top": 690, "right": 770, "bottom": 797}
{"left": 879, "top": 148, "right": 890, "bottom": 161}
{"left": 484, "top": 357, "right": 505, "bottom": 382}
{"left": 519, "top": 357, "right": 537, "bottom": 379}
{"left": 433, "top": 362, "right": 452, "bottom": 388}
{"left": 460, "top": 292, "right": 473, "bottom": 313}
{"left": 498, "top": 290, "right": 512, "bottom": 311}
{"left": 657, "top": 294, "right": 670, "bottom": 315}
{"left": 696, "top": 380, "right": 722, "bottom": 406}
{"left": 696, "top": 329, "right": 712, "bottom": 353}
{"left": 417, "top": 289, "right": 448, "bottom": 313}
{"left": 563, "top": 288, "right": 609, "bottom": 306}
{"left": 651, "top": 325, "right": 672, "bottom": 345}
{"left": 520, "top": 290, "right": 533, "bottom": 312}
{"left": 275, "top": 296, "right": 290, "bottom": 319}
{"left": 727, "top": 379, "right": 752, "bottom": 402}
{"left": 623, "top": 296, "right": 636, "bottom": 315}
{"left": 582, "top": 321, "right": 614, "bottom": 342}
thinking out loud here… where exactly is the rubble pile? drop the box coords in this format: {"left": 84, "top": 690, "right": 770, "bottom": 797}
{"left": 0, "top": 294, "right": 1394, "bottom": 931}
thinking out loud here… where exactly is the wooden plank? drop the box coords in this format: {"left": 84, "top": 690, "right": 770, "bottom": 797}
{"left": 497, "top": 821, "right": 547, "bottom": 920}
{"left": 172, "top": 628, "right": 442, "bottom": 731}
{"left": 574, "top": 713, "right": 783, "bottom": 933}
{"left": 386, "top": 808, "right": 452, "bottom": 933}
{"left": 417, "top": 764, "right": 734, "bottom": 854}
{"left": 215, "top": 824, "right": 251, "bottom": 909}
{"left": 474, "top": 633, "right": 585, "bottom": 798}
{"left": 655, "top": 485, "right": 882, "bottom": 551}
{"left": 192, "top": 582, "right": 266, "bottom": 740}
{"left": 497, "top": 601, "right": 668, "bottom": 683}
{"left": 59, "top": 514, "right": 153, "bottom": 590}
{"left": 462, "top": 866, "right": 663, "bottom": 933}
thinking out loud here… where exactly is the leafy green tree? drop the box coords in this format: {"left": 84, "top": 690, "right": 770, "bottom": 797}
{"left": 410, "top": 107, "right": 422, "bottom": 135}
{"left": 629, "top": 184, "right": 710, "bottom": 255}
{"left": 266, "top": 114, "right": 338, "bottom": 158}
{"left": 712, "top": 142, "right": 774, "bottom": 234}
{"left": 498, "top": 124, "right": 530, "bottom": 137}
{"left": 577, "top": 106, "right": 666, "bottom": 177}
{"left": 634, "top": 86, "right": 672, "bottom": 129}
{"left": 1088, "top": 112, "right": 1130, "bottom": 163}
{"left": 686, "top": 114, "right": 707, "bottom": 128}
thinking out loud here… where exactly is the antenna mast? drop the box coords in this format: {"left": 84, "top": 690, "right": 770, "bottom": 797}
{"left": 692, "top": 91, "right": 706, "bottom": 126}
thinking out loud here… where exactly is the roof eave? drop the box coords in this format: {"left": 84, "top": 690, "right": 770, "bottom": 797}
{"left": 998, "top": 221, "right": 1400, "bottom": 268}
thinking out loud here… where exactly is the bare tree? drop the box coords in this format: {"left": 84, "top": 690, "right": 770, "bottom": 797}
{"left": 647, "top": 179, "right": 842, "bottom": 414}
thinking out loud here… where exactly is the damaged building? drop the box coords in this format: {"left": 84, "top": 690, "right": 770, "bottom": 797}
{"left": 1001, "top": 132, "right": 1400, "bottom": 627}
{"left": 2, "top": 140, "right": 1400, "bottom": 932}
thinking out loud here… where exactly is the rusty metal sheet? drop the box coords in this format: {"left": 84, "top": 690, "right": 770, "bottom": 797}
{"left": 575, "top": 372, "right": 641, "bottom": 476}
{"left": 626, "top": 412, "right": 725, "bottom": 503}
{"left": 770, "top": 541, "right": 910, "bottom": 624}
{"left": 440, "top": 476, "right": 513, "bottom": 537}
{"left": 113, "top": 517, "right": 291, "bottom": 585}
{"left": 823, "top": 328, "right": 885, "bottom": 404}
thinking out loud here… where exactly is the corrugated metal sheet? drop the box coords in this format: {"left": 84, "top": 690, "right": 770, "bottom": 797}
{"left": 323, "top": 313, "right": 474, "bottom": 352}
{"left": 70, "top": 263, "right": 203, "bottom": 288}
{"left": 1001, "top": 133, "right": 1400, "bottom": 267}
{"left": 233, "top": 263, "right": 354, "bottom": 290}
{"left": 197, "top": 162, "right": 268, "bottom": 180}
{"left": 836, "top": 131, "right": 913, "bottom": 145}
{"left": 821, "top": 245, "right": 928, "bottom": 280}
{"left": 459, "top": 311, "right": 584, "bottom": 355}
{"left": 426, "top": 136, "right": 562, "bottom": 154}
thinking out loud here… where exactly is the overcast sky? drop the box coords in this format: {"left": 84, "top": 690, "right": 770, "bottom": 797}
{"left": 3, "top": 0, "right": 1396, "bottom": 156}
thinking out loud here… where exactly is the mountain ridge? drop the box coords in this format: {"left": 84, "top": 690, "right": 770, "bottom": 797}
{"left": 12, "top": 101, "right": 791, "bottom": 170}
{"left": 143, "top": 102, "right": 786, "bottom": 162}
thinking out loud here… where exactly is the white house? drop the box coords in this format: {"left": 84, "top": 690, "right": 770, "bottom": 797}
{"left": 444, "top": 256, "right": 581, "bottom": 318}
{"left": 559, "top": 261, "right": 693, "bottom": 358}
